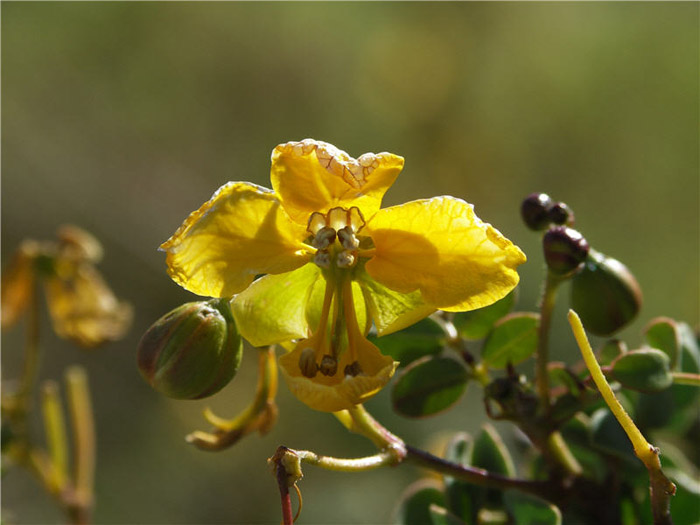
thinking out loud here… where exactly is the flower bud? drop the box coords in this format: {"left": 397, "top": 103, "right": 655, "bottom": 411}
{"left": 548, "top": 202, "right": 574, "bottom": 226}
{"left": 521, "top": 193, "right": 553, "bottom": 231}
{"left": 542, "top": 227, "right": 589, "bottom": 275}
{"left": 137, "top": 299, "right": 243, "bottom": 399}
{"left": 570, "top": 250, "right": 642, "bottom": 336}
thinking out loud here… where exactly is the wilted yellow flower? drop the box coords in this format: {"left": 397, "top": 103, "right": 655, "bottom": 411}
{"left": 1, "top": 226, "right": 132, "bottom": 347}
{"left": 161, "top": 139, "right": 525, "bottom": 412}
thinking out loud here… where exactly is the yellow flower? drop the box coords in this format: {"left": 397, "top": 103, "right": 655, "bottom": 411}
{"left": 1, "top": 226, "right": 132, "bottom": 348}
{"left": 161, "top": 139, "right": 526, "bottom": 412}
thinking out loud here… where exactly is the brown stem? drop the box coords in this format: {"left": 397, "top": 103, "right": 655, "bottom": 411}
{"left": 275, "top": 458, "right": 295, "bottom": 525}
{"left": 404, "top": 445, "right": 554, "bottom": 501}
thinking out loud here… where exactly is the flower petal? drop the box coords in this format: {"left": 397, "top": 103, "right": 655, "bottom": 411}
{"left": 270, "top": 140, "right": 404, "bottom": 224}
{"left": 364, "top": 197, "right": 526, "bottom": 311}
{"left": 161, "top": 182, "right": 310, "bottom": 298}
{"left": 355, "top": 268, "right": 435, "bottom": 336}
{"left": 44, "top": 261, "right": 132, "bottom": 348}
{"left": 231, "top": 264, "right": 322, "bottom": 347}
{"left": 278, "top": 336, "right": 397, "bottom": 412}
{"left": 1, "top": 241, "right": 38, "bottom": 329}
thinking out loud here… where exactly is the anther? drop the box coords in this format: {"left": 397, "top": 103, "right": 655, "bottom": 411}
{"left": 337, "top": 226, "right": 359, "bottom": 250}
{"left": 347, "top": 207, "right": 365, "bottom": 233}
{"left": 312, "top": 226, "right": 337, "bottom": 250}
{"left": 314, "top": 250, "right": 331, "bottom": 268}
{"left": 327, "top": 207, "right": 348, "bottom": 231}
{"left": 319, "top": 355, "right": 338, "bottom": 376}
{"left": 336, "top": 250, "right": 355, "bottom": 268}
{"left": 307, "top": 212, "right": 327, "bottom": 235}
{"left": 344, "top": 361, "right": 363, "bottom": 377}
{"left": 299, "top": 348, "right": 318, "bottom": 378}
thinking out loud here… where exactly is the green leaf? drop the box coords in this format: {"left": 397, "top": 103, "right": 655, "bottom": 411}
{"left": 481, "top": 313, "right": 539, "bottom": 369}
{"left": 503, "top": 491, "right": 562, "bottom": 525}
{"left": 452, "top": 289, "right": 516, "bottom": 340}
{"left": 678, "top": 322, "right": 700, "bottom": 373}
{"left": 443, "top": 433, "right": 475, "bottom": 522}
{"left": 645, "top": 317, "right": 680, "bottom": 369}
{"left": 428, "top": 504, "right": 467, "bottom": 525}
{"left": 371, "top": 317, "right": 444, "bottom": 368}
{"left": 472, "top": 424, "right": 515, "bottom": 477}
{"left": 392, "top": 357, "right": 468, "bottom": 418}
{"left": 395, "top": 480, "right": 446, "bottom": 525}
{"left": 611, "top": 348, "right": 673, "bottom": 392}
{"left": 589, "top": 408, "right": 637, "bottom": 464}
{"left": 597, "top": 339, "right": 627, "bottom": 366}
{"left": 547, "top": 362, "right": 583, "bottom": 396}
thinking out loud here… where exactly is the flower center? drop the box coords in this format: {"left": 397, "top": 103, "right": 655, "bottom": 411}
{"left": 307, "top": 206, "right": 370, "bottom": 270}
{"left": 296, "top": 271, "right": 366, "bottom": 380}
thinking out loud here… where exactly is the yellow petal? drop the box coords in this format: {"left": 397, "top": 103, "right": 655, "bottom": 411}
{"left": 44, "top": 261, "right": 132, "bottom": 348}
{"left": 270, "top": 140, "right": 404, "bottom": 224}
{"left": 278, "top": 336, "right": 397, "bottom": 412}
{"left": 1, "top": 241, "right": 39, "bottom": 329}
{"left": 364, "top": 197, "right": 526, "bottom": 312}
{"left": 231, "top": 264, "right": 322, "bottom": 347}
{"left": 161, "top": 182, "right": 310, "bottom": 298}
{"left": 356, "top": 269, "right": 436, "bottom": 336}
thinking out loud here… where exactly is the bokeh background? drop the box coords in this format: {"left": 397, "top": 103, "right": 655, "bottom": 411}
{"left": 2, "top": 2, "right": 698, "bottom": 524}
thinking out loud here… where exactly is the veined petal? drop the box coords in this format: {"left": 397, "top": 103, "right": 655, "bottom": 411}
{"left": 355, "top": 268, "right": 435, "bottom": 336}
{"left": 278, "top": 336, "right": 397, "bottom": 412}
{"left": 231, "top": 264, "right": 322, "bottom": 347}
{"left": 364, "top": 197, "right": 526, "bottom": 312}
{"left": 271, "top": 140, "right": 404, "bottom": 224}
{"left": 161, "top": 182, "right": 310, "bottom": 298}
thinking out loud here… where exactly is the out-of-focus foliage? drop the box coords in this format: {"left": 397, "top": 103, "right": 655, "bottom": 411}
{"left": 2, "top": 3, "right": 697, "bottom": 523}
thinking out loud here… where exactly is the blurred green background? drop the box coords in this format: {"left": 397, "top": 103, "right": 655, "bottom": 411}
{"left": 2, "top": 2, "right": 697, "bottom": 524}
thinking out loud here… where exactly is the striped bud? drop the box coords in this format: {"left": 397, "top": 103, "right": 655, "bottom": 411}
{"left": 137, "top": 299, "right": 242, "bottom": 399}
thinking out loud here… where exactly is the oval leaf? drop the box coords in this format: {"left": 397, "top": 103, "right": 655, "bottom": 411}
{"left": 394, "top": 479, "right": 446, "bottom": 525}
{"left": 472, "top": 424, "right": 516, "bottom": 477}
{"left": 392, "top": 357, "right": 468, "bottom": 418}
{"left": 429, "top": 504, "right": 468, "bottom": 525}
{"left": 443, "top": 433, "right": 475, "bottom": 521}
{"left": 645, "top": 317, "right": 680, "bottom": 369}
{"left": 372, "top": 317, "right": 444, "bottom": 368}
{"left": 452, "top": 290, "right": 516, "bottom": 340}
{"left": 611, "top": 348, "right": 673, "bottom": 392}
{"left": 503, "top": 491, "right": 562, "bottom": 525}
{"left": 481, "top": 313, "right": 539, "bottom": 369}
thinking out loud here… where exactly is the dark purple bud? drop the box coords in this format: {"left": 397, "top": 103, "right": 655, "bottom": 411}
{"left": 521, "top": 193, "right": 554, "bottom": 231}
{"left": 543, "top": 227, "right": 589, "bottom": 275}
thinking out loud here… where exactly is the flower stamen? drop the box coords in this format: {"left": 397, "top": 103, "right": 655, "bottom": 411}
{"left": 319, "top": 355, "right": 338, "bottom": 376}
{"left": 299, "top": 348, "right": 318, "bottom": 378}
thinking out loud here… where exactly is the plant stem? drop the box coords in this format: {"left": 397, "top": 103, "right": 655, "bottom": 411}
{"left": 66, "top": 367, "right": 95, "bottom": 525}
{"left": 16, "top": 285, "right": 42, "bottom": 418}
{"left": 41, "top": 381, "right": 69, "bottom": 492}
{"left": 535, "top": 271, "right": 562, "bottom": 408}
{"left": 188, "top": 347, "right": 278, "bottom": 450}
{"left": 568, "top": 310, "right": 676, "bottom": 525}
{"left": 275, "top": 459, "right": 295, "bottom": 525}
{"left": 671, "top": 372, "right": 700, "bottom": 387}
{"left": 534, "top": 271, "right": 582, "bottom": 476}
{"left": 404, "top": 445, "right": 553, "bottom": 500}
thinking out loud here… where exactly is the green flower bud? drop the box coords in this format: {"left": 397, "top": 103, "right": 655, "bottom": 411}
{"left": 521, "top": 193, "right": 553, "bottom": 231}
{"left": 543, "top": 226, "right": 589, "bottom": 275}
{"left": 137, "top": 299, "right": 243, "bottom": 399}
{"left": 570, "top": 250, "right": 643, "bottom": 336}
